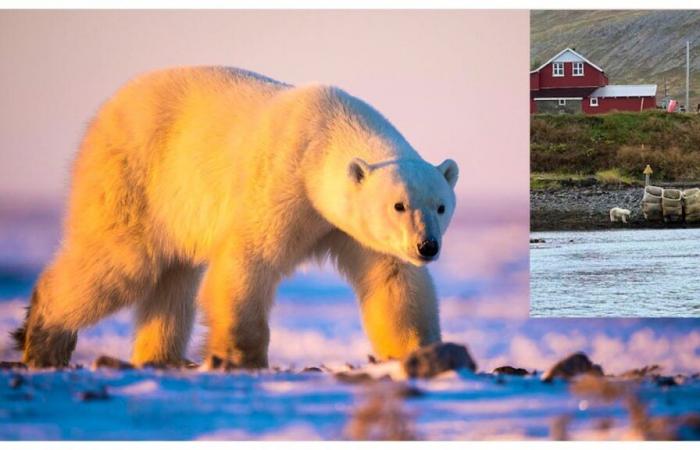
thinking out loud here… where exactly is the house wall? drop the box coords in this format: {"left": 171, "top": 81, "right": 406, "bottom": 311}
{"left": 536, "top": 62, "right": 607, "bottom": 89}
{"left": 582, "top": 96, "right": 657, "bottom": 114}
{"left": 530, "top": 51, "right": 655, "bottom": 115}
{"left": 534, "top": 99, "right": 583, "bottom": 114}
{"left": 530, "top": 72, "right": 539, "bottom": 90}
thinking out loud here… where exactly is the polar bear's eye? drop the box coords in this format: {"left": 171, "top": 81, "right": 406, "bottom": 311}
{"left": 394, "top": 202, "right": 406, "bottom": 212}
{"left": 437, "top": 205, "right": 446, "bottom": 214}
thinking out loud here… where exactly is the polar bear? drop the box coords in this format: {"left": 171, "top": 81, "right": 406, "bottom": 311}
{"left": 13, "top": 67, "right": 459, "bottom": 369}
{"left": 609, "top": 207, "right": 631, "bottom": 224}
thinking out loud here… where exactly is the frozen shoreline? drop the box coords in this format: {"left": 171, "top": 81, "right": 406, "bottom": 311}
{"left": 1, "top": 359, "right": 699, "bottom": 440}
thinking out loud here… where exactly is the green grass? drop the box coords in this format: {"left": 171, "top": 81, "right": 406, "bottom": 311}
{"left": 531, "top": 111, "right": 700, "bottom": 181}
{"left": 594, "top": 169, "right": 638, "bottom": 185}
{"left": 530, "top": 172, "right": 587, "bottom": 189}
{"left": 531, "top": 169, "right": 641, "bottom": 189}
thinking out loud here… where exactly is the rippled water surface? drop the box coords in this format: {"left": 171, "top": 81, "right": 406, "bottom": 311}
{"left": 530, "top": 229, "right": 700, "bottom": 317}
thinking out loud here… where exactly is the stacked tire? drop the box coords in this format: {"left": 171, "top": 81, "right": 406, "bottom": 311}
{"left": 642, "top": 185, "right": 663, "bottom": 221}
{"left": 684, "top": 188, "right": 700, "bottom": 223}
{"left": 662, "top": 188, "right": 683, "bottom": 223}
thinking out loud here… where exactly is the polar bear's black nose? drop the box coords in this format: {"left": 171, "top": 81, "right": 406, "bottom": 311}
{"left": 417, "top": 239, "right": 439, "bottom": 258}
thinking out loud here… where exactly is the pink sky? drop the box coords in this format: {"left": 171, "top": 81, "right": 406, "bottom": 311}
{"left": 0, "top": 10, "right": 528, "bottom": 209}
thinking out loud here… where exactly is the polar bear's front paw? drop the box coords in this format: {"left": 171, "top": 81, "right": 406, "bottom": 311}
{"left": 199, "top": 355, "right": 236, "bottom": 371}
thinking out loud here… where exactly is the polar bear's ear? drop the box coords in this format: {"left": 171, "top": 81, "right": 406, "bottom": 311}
{"left": 348, "top": 158, "right": 372, "bottom": 184}
{"left": 437, "top": 159, "right": 459, "bottom": 189}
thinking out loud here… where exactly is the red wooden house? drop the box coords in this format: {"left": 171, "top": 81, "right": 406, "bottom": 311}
{"left": 530, "top": 48, "right": 657, "bottom": 114}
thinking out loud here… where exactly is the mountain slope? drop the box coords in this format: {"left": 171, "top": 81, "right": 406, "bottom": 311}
{"left": 531, "top": 10, "right": 700, "bottom": 109}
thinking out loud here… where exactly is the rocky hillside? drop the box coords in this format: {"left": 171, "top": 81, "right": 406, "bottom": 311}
{"left": 531, "top": 10, "right": 700, "bottom": 109}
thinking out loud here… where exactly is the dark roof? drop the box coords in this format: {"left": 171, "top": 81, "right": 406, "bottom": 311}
{"left": 531, "top": 87, "right": 598, "bottom": 99}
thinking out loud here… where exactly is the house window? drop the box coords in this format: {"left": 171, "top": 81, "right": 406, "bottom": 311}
{"left": 573, "top": 62, "right": 584, "bottom": 76}
{"left": 553, "top": 62, "right": 564, "bottom": 77}
{"left": 558, "top": 99, "right": 566, "bottom": 106}
{"left": 590, "top": 97, "right": 599, "bottom": 107}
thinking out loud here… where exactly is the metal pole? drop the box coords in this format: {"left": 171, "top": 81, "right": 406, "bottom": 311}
{"left": 686, "top": 40, "right": 690, "bottom": 113}
{"left": 643, "top": 165, "right": 653, "bottom": 186}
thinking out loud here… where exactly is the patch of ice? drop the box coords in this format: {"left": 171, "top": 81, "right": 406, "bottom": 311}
{"left": 112, "top": 379, "right": 161, "bottom": 396}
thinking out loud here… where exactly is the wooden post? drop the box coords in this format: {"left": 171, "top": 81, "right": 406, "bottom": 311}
{"left": 643, "top": 164, "right": 653, "bottom": 186}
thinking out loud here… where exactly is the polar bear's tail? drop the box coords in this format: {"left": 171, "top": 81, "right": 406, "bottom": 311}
{"left": 10, "top": 313, "right": 27, "bottom": 351}
{"left": 10, "top": 290, "right": 36, "bottom": 351}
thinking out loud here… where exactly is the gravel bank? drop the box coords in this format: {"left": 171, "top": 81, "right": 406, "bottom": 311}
{"left": 530, "top": 184, "right": 700, "bottom": 231}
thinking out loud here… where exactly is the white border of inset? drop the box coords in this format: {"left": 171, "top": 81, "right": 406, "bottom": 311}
{"left": 1, "top": 0, "right": 700, "bottom": 9}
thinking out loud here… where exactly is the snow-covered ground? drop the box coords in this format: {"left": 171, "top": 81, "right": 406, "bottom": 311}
{"left": 1, "top": 205, "right": 699, "bottom": 440}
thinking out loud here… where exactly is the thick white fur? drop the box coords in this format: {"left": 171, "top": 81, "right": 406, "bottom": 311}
{"left": 609, "top": 207, "right": 631, "bottom": 223}
{"left": 21, "top": 67, "right": 458, "bottom": 368}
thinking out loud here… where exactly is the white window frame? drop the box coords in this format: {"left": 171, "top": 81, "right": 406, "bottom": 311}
{"left": 552, "top": 62, "right": 564, "bottom": 77}
{"left": 558, "top": 99, "right": 567, "bottom": 106}
{"left": 590, "top": 97, "right": 599, "bottom": 107}
{"left": 573, "top": 62, "right": 584, "bottom": 77}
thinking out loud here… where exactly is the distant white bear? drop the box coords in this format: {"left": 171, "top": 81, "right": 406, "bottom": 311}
{"left": 13, "top": 67, "right": 459, "bottom": 369}
{"left": 609, "top": 207, "right": 631, "bottom": 223}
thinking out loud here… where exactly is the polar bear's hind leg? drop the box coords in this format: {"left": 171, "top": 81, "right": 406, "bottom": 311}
{"left": 131, "top": 263, "right": 202, "bottom": 367}
{"left": 14, "top": 240, "right": 158, "bottom": 368}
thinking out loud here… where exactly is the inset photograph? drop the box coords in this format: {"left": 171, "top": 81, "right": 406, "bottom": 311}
{"left": 529, "top": 10, "right": 700, "bottom": 317}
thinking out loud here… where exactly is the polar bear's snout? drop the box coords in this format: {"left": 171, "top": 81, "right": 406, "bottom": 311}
{"left": 417, "top": 238, "right": 440, "bottom": 260}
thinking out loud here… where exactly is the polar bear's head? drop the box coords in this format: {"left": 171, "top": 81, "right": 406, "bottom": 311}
{"left": 343, "top": 157, "right": 458, "bottom": 266}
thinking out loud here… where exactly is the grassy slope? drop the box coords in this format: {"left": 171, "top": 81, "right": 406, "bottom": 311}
{"left": 531, "top": 111, "right": 700, "bottom": 181}
{"left": 531, "top": 10, "right": 700, "bottom": 109}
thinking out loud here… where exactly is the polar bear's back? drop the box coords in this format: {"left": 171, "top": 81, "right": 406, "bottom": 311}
{"left": 73, "top": 66, "right": 289, "bottom": 179}
{"left": 65, "top": 67, "right": 290, "bottom": 260}
{"left": 94, "top": 66, "right": 288, "bottom": 151}
{"left": 63, "top": 66, "right": 414, "bottom": 264}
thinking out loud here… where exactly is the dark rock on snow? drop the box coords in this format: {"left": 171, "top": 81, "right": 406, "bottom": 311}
{"left": 621, "top": 365, "right": 662, "bottom": 379}
{"left": 335, "top": 371, "right": 375, "bottom": 384}
{"left": 654, "top": 376, "right": 679, "bottom": 387}
{"left": 395, "top": 385, "right": 425, "bottom": 398}
{"left": 0, "top": 361, "right": 27, "bottom": 370}
{"left": 542, "top": 352, "right": 603, "bottom": 382}
{"left": 92, "top": 355, "right": 135, "bottom": 371}
{"left": 403, "top": 342, "right": 477, "bottom": 379}
{"left": 77, "top": 386, "right": 109, "bottom": 401}
{"left": 493, "top": 366, "right": 530, "bottom": 376}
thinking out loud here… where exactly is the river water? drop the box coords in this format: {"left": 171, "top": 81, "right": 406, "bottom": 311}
{"left": 530, "top": 228, "right": 700, "bottom": 317}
